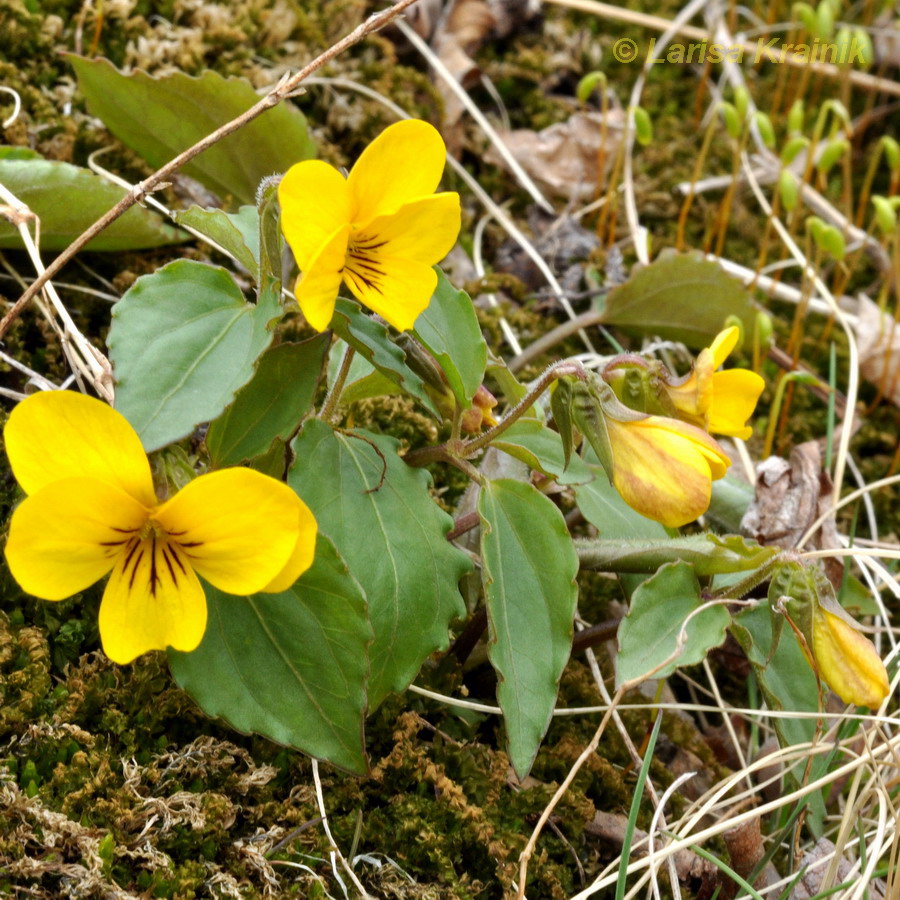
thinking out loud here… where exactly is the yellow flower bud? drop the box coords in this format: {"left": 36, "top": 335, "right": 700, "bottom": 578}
{"left": 812, "top": 607, "right": 890, "bottom": 709}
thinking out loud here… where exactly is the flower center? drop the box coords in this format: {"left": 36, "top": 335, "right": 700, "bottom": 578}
{"left": 102, "top": 516, "right": 204, "bottom": 598}
{"left": 344, "top": 233, "right": 387, "bottom": 295}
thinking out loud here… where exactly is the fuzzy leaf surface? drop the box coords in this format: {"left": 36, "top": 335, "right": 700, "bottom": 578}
{"left": 110, "top": 259, "right": 278, "bottom": 451}
{"left": 168, "top": 535, "right": 372, "bottom": 774}
{"left": 289, "top": 419, "right": 471, "bottom": 708}
{"left": 478, "top": 478, "right": 579, "bottom": 778}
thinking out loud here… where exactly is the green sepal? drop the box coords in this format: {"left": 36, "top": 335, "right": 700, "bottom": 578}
{"left": 550, "top": 377, "right": 576, "bottom": 470}
{"left": 601, "top": 356, "right": 674, "bottom": 416}
{"left": 570, "top": 373, "right": 615, "bottom": 477}
{"left": 767, "top": 559, "right": 821, "bottom": 650}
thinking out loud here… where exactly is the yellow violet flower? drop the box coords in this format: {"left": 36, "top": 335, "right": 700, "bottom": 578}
{"left": 812, "top": 607, "right": 890, "bottom": 708}
{"left": 278, "top": 119, "right": 461, "bottom": 333}
{"left": 664, "top": 326, "right": 765, "bottom": 440}
{"left": 3, "top": 391, "right": 317, "bottom": 664}
{"left": 605, "top": 414, "right": 731, "bottom": 528}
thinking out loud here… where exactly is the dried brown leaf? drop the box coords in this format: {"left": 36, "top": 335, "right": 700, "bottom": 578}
{"left": 741, "top": 440, "right": 843, "bottom": 587}
{"left": 487, "top": 111, "right": 625, "bottom": 200}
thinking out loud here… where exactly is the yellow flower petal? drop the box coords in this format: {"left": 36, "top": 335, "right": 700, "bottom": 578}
{"left": 99, "top": 544, "right": 207, "bottom": 663}
{"left": 4, "top": 391, "right": 156, "bottom": 505}
{"left": 279, "top": 160, "right": 352, "bottom": 271}
{"left": 4, "top": 477, "right": 148, "bottom": 601}
{"left": 352, "top": 192, "right": 461, "bottom": 264}
{"left": 154, "top": 468, "right": 305, "bottom": 595}
{"left": 608, "top": 417, "right": 730, "bottom": 528}
{"left": 341, "top": 193, "right": 460, "bottom": 330}
{"left": 261, "top": 497, "right": 318, "bottom": 593}
{"left": 813, "top": 609, "right": 890, "bottom": 708}
{"left": 348, "top": 120, "right": 447, "bottom": 225}
{"left": 294, "top": 224, "right": 352, "bottom": 331}
{"left": 708, "top": 326, "right": 740, "bottom": 368}
{"left": 344, "top": 255, "right": 438, "bottom": 333}
{"left": 708, "top": 369, "right": 766, "bottom": 439}
{"left": 662, "top": 368, "right": 710, "bottom": 424}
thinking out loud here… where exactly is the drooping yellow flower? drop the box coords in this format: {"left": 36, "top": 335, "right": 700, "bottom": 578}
{"left": 664, "top": 326, "right": 765, "bottom": 440}
{"left": 605, "top": 413, "right": 731, "bottom": 528}
{"left": 3, "top": 391, "right": 317, "bottom": 664}
{"left": 812, "top": 607, "right": 890, "bottom": 708}
{"left": 278, "top": 119, "right": 461, "bottom": 333}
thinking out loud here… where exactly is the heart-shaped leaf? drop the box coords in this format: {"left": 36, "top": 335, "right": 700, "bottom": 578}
{"left": 109, "top": 259, "right": 279, "bottom": 451}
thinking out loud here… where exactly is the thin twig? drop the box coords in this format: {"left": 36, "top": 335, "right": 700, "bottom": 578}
{"left": 0, "top": 0, "right": 424, "bottom": 339}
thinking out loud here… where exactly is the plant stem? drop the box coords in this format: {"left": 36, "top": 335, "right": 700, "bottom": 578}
{"left": 319, "top": 343, "right": 355, "bottom": 422}
{"left": 463, "top": 359, "right": 586, "bottom": 456}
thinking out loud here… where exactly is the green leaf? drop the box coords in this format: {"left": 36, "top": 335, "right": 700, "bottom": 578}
{"left": 0, "top": 158, "right": 187, "bottom": 251}
{"left": 168, "top": 535, "right": 372, "bottom": 774}
{"left": 340, "top": 370, "right": 403, "bottom": 406}
{"left": 172, "top": 205, "right": 260, "bottom": 277}
{"left": 0, "top": 147, "right": 42, "bottom": 161}
{"left": 487, "top": 352, "right": 530, "bottom": 406}
{"left": 331, "top": 298, "right": 438, "bottom": 415}
{"left": 577, "top": 533, "right": 777, "bottom": 575}
{"left": 601, "top": 250, "right": 754, "bottom": 348}
{"left": 478, "top": 479, "right": 579, "bottom": 778}
{"left": 706, "top": 474, "right": 755, "bottom": 533}
{"left": 414, "top": 269, "right": 487, "bottom": 408}
{"left": 246, "top": 437, "right": 288, "bottom": 479}
{"left": 109, "top": 259, "right": 279, "bottom": 451}
{"left": 731, "top": 602, "right": 819, "bottom": 748}
{"left": 492, "top": 419, "right": 593, "bottom": 485}
{"left": 207, "top": 334, "right": 330, "bottom": 467}
{"left": 69, "top": 56, "right": 316, "bottom": 206}
{"left": 617, "top": 562, "right": 730, "bottom": 684}
{"left": 289, "top": 419, "right": 471, "bottom": 708}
